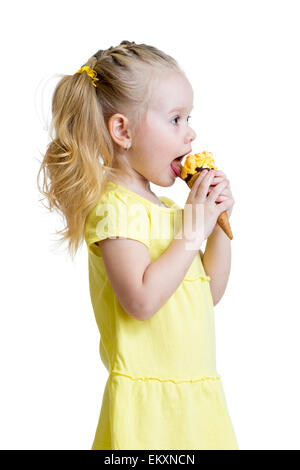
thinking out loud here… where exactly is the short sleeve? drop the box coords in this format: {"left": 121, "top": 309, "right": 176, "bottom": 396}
{"left": 159, "top": 196, "right": 182, "bottom": 210}
{"left": 84, "top": 189, "right": 151, "bottom": 251}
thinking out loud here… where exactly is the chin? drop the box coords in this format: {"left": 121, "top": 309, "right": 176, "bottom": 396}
{"left": 151, "top": 176, "right": 176, "bottom": 188}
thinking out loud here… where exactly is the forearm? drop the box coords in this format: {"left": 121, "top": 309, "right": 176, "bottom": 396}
{"left": 202, "top": 223, "right": 231, "bottom": 305}
{"left": 141, "top": 233, "right": 203, "bottom": 320}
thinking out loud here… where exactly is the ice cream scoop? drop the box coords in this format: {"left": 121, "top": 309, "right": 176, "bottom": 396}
{"left": 181, "top": 151, "right": 233, "bottom": 240}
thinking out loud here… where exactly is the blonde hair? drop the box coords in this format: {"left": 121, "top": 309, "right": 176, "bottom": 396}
{"left": 37, "top": 40, "right": 182, "bottom": 260}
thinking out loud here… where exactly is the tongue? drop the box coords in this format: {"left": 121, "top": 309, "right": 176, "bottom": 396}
{"left": 171, "top": 161, "right": 182, "bottom": 177}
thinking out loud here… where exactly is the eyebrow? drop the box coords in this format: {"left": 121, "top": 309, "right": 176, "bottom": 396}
{"left": 168, "top": 105, "right": 194, "bottom": 114}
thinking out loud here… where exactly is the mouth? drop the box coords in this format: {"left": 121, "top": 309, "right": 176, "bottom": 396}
{"left": 170, "top": 150, "right": 192, "bottom": 178}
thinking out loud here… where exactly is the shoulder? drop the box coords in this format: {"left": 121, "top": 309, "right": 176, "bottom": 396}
{"left": 159, "top": 196, "right": 182, "bottom": 210}
{"left": 85, "top": 185, "right": 151, "bottom": 250}
{"left": 87, "top": 185, "right": 148, "bottom": 221}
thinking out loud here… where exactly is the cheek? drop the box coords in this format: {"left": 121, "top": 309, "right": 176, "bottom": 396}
{"left": 148, "top": 154, "right": 164, "bottom": 170}
{"left": 146, "top": 142, "right": 169, "bottom": 163}
{"left": 136, "top": 118, "right": 174, "bottom": 166}
{"left": 147, "top": 120, "right": 170, "bottom": 144}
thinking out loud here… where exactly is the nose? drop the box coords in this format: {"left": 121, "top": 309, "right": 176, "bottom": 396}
{"left": 185, "top": 126, "right": 197, "bottom": 144}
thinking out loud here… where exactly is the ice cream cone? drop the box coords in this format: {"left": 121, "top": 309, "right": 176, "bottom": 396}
{"left": 187, "top": 172, "right": 201, "bottom": 189}
{"left": 217, "top": 211, "right": 233, "bottom": 240}
{"left": 181, "top": 152, "right": 233, "bottom": 240}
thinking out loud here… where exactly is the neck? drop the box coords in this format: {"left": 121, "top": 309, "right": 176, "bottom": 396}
{"left": 109, "top": 171, "right": 152, "bottom": 194}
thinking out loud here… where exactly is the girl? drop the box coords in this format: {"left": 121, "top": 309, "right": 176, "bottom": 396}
{"left": 37, "top": 40, "right": 238, "bottom": 450}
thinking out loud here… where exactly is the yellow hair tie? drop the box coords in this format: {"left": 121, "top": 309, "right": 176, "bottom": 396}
{"left": 75, "top": 65, "right": 99, "bottom": 87}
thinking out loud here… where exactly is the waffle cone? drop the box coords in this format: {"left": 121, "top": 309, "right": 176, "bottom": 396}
{"left": 217, "top": 210, "right": 233, "bottom": 240}
{"left": 184, "top": 170, "right": 233, "bottom": 240}
{"left": 187, "top": 172, "right": 201, "bottom": 189}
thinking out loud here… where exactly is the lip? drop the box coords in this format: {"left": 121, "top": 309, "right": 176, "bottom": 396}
{"left": 170, "top": 149, "right": 192, "bottom": 178}
{"left": 179, "top": 149, "right": 192, "bottom": 160}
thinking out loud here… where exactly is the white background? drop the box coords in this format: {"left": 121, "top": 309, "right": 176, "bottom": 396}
{"left": 1, "top": 0, "right": 299, "bottom": 450}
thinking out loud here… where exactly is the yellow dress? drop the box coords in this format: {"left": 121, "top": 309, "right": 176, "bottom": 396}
{"left": 84, "top": 181, "right": 239, "bottom": 450}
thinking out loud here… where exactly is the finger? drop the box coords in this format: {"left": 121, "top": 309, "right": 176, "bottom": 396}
{"left": 189, "top": 170, "right": 207, "bottom": 190}
{"left": 215, "top": 197, "right": 234, "bottom": 215}
{"left": 206, "top": 179, "right": 228, "bottom": 203}
{"left": 195, "top": 170, "right": 215, "bottom": 201}
{"left": 215, "top": 195, "right": 229, "bottom": 202}
{"left": 190, "top": 169, "right": 213, "bottom": 195}
{"left": 210, "top": 175, "right": 227, "bottom": 186}
{"left": 214, "top": 170, "right": 227, "bottom": 178}
{"left": 208, "top": 185, "right": 230, "bottom": 196}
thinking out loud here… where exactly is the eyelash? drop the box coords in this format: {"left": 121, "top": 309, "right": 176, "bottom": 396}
{"left": 171, "top": 115, "right": 192, "bottom": 125}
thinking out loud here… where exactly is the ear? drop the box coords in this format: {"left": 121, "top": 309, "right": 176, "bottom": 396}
{"left": 108, "top": 113, "right": 131, "bottom": 149}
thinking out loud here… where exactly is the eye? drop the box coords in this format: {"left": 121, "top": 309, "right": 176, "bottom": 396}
{"left": 171, "top": 115, "right": 192, "bottom": 125}
{"left": 171, "top": 115, "right": 180, "bottom": 125}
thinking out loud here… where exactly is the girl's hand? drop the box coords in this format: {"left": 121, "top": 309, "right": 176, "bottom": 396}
{"left": 207, "top": 170, "right": 235, "bottom": 218}
{"left": 183, "top": 170, "right": 233, "bottom": 244}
